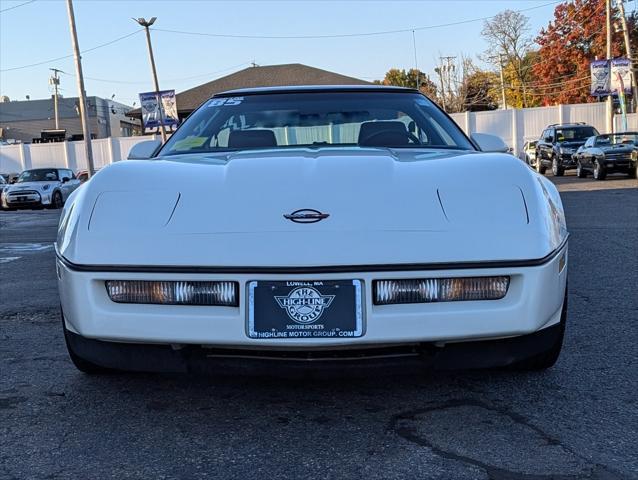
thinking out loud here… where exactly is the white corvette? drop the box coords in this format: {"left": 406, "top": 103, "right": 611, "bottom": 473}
{"left": 56, "top": 86, "right": 569, "bottom": 374}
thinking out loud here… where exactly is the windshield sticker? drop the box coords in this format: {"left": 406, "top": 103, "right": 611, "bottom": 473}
{"left": 171, "top": 136, "right": 208, "bottom": 151}
{"left": 207, "top": 97, "right": 244, "bottom": 107}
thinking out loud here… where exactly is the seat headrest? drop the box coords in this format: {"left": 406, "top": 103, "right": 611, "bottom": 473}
{"left": 228, "top": 129, "right": 277, "bottom": 149}
{"left": 358, "top": 121, "right": 409, "bottom": 147}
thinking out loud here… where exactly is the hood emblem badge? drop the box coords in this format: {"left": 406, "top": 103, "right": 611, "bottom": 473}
{"left": 284, "top": 209, "right": 330, "bottom": 224}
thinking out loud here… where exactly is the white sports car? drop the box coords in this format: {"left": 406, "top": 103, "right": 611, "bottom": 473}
{"left": 56, "top": 86, "right": 569, "bottom": 374}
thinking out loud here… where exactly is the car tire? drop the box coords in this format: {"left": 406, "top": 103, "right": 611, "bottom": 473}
{"left": 510, "top": 287, "right": 567, "bottom": 371}
{"left": 629, "top": 166, "right": 637, "bottom": 179}
{"left": 593, "top": 160, "right": 606, "bottom": 180}
{"left": 552, "top": 156, "right": 564, "bottom": 176}
{"left": 576, "top": 161, "right": 587, "bottom": 178}
{"left": 51, "top": 191, "right": 63, "bottom": 209}
{"left": 536, "top": 158, "right": 547, "bottom": 175}
{"left": 62, "top": 313, "right": 114, "bottom": 374}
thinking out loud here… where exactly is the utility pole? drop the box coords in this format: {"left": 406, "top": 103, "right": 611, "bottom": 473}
{"left": 65, "top": 0, "right": 95, "bottom": 176}
{"left": 412, "top": 30, "right": 419, "bottom": 91}
{"left": 617, "top": 0, "right": 638, "bottom": 112}
{"left": 499, "top": 54, "right": 507, "bottom": 110}
{"left": 134, "top": 17, "right": 167, "bottom": 143}
{"left": 434, "top": 67, "right": 446, "bottom": 111}
{"left": 605, "top": 0, "right": 614, "bottom": 133}
{"left": 49, "top": 68, "right": 62, "bottom": 129}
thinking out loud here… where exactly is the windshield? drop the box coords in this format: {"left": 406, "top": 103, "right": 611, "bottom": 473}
{"left": 595, "top": 133, "right": 638, "bottom": 146}
{"left": 17, "top": 169, "right": 58, "bottom": 182}
{"left": 160, "top": 91, "right": 474, "bottom": 156}
{"left": 555, "top": 127, "right": 598, "bottom": 142}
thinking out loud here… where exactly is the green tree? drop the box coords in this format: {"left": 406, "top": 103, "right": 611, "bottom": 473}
{"left": 376, "top": 68, "right": 439, "bottom": 101}
{"left": 502, "top": 51, "right": 542, "bottom": 108}
{"left": 461, "top": 69, "right": 500, "bottom": 111}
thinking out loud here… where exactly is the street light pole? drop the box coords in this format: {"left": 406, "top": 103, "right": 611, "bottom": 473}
{"left": 605, "top": 0, "right": 614, "bottom": 133}
{"left": 134, "top": 17, "right": 167, "bottom": 143}
{"left": 617, "top": 0, "right": 638, "bottom": 112}
{"left": 65, "top": 0, "right": 95, "bottom": 176}
{"left": 49, "top": 68, "right": 61, "bottom": 129}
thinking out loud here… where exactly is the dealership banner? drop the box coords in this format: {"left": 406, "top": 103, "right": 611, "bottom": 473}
{"left": 139, "top": 90, "right": 179, "bottom": 134}
{"left": 590, "top": 60, "right": 610, "bottom": 96}
{"left": 610, "top": 58, "right": 632, "bottom": 95}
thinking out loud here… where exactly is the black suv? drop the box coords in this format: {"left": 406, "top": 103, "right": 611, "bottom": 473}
{"left": 535, "top": 123, "right": 599, "bottom": 176}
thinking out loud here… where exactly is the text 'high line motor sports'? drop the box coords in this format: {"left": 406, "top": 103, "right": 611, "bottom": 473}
{"left": 56, "top": 86, "right": 569, "bottom": 374}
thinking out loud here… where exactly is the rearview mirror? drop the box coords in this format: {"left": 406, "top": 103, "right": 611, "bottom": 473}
{"left": 471, "top": 133, "right": 510, "bottom": 153}
{"left": 127, "top": 140, "right": 162, "bottom": 160}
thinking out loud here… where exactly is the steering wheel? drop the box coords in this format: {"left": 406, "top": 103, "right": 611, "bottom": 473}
{"left": 362, "top": 129, "right": 421, "bottom": 146}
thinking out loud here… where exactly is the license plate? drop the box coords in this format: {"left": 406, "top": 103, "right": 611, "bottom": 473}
{"left": 247, "top": 280, "right": 363, "bottom": 339}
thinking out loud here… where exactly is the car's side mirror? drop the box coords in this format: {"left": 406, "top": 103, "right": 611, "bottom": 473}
{"left": 61, "top": 177, "right": 70, "bottom": 183}
{"left": 128, "top": 139, "right": 162, "bottom": 160}
{"left": 471, "top": 133, "right": 510, "bottom": 153}
{"left": 546, "top": 136, "right": 554, "bottom": 143}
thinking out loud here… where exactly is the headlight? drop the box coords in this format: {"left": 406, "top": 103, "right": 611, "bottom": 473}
{"left": 42, "top": 184, "right": 50, "bottom": 191}
{"left": 105, "top": 280, "right": 239, "bottom": 306}
{"left": 373, "top": 276, "right": 510, "bottom": 305}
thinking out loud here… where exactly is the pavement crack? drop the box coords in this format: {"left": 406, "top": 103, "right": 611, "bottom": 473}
{"left": 388, "top": 398, "right": 630, "bottom": 480}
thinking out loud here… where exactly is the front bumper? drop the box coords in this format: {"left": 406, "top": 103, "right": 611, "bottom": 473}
{"left": 560, "top": 153, "right": 577, "bottom": 168}
{"left": 57, "top": 241, "right": 568, "bottom": 350}
{"left": 63, "top": 317, "right": 566, "bottom": 373}
{"left": 604, "top": 157, "right": 634, "bottom": 172}
{"left": 3, "top": 190, "right": 51, "bottom": 208}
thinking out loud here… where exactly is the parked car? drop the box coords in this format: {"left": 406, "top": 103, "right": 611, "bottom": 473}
{"left": 574, "top": 132, "right": 638, "bottom": 180}
{"left": 535, "top": 123, "right": 599, "bottom": 176}
{"left": 519, "top": 140, "right": 538, "bottom": 166}
{"left": 1, "top": 167, "right": 81, "bottom": 210}
{"left": 1, "top": 173, "right": 19, "bottom": 184}
{"left": 0, "top": 175, "right": 6, "bottom": 208}
{"left": 57, "top": 85, "right": 568, "bottom": 374}
{"left": 76, "top": 170, "right": 89, "bottom": 184}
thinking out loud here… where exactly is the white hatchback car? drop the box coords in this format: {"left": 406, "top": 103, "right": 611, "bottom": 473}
{"left": 2, "top": 167, "right": 81, "bottom": 209}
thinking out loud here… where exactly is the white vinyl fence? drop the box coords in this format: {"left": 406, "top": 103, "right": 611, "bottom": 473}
{"left": 0, "top": 135, "right": 159, "bottom": 174}
{"left": 450, "top": 103, "right": 637, "bottom": 156}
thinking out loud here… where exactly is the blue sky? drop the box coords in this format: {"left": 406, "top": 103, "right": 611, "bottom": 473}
{"left": 0, "top": 0, "right": 582, "bottom": 106}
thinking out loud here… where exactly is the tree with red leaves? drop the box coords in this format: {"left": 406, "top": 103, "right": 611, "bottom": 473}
{"left": 533, "top": 0, "right": 637, "bottom": 105}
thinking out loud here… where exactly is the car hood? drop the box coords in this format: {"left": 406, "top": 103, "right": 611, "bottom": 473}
{"left": 600, "top": 145, "right": 635, "bottom": 154}
{"left": 6, "top": 181, "right": 58, "bottom": 192}
{"left": 58, "top": 148, "right": 567, "bottom": 267}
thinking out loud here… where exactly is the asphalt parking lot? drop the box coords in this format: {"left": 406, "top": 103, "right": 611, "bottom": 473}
{"left": 1, "top": 173, "right": 637, "bottom": 480}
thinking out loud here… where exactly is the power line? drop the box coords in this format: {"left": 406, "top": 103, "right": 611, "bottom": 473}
{"left": 151, "top": 1, "right": 561, "bottom": 40}
{"left": 0, "top": 29, "right": 142, "bottom": 72}
{"left": 0, "top": 0, "right": 36, "bottom": 14}
{"left": 59, "top": 61, "right": 252, "bottom": 85}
